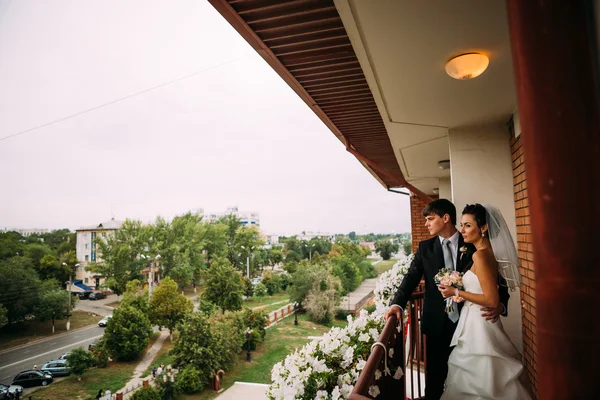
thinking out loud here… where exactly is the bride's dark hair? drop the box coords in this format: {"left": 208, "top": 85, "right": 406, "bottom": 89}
{"left": 462, "top": 204, "right": 489, "bottom": 235}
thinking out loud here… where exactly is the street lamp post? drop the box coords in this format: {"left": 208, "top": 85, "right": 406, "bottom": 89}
{"left": 240, "top": 246, "right": 253, "bottom": 278}
{"left": 62, "top": 262, "right": 79, "bottom": 331}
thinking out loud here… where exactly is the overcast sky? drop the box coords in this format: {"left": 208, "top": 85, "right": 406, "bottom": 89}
{"left": 0, "top": 0, "right": 411, "bottom": 236}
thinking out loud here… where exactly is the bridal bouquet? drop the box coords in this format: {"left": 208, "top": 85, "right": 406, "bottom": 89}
{"left": 434, "top": 268, "right": 465, "bottom": 310}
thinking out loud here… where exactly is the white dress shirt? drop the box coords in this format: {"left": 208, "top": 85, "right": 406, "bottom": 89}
{"left": 439, "top": 230, "right": 460, "bottom": 269}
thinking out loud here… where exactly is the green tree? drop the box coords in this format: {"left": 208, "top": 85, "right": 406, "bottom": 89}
{"left": 253, "top": 282, "right": 267, "bottom": 299}
{"left": 304, "top": 273, "right": 341, "bottom": 323}
{"left": 349, "top": 231, "right": 357, "bottom": 241}
{"left": 170, "top": 313, "right": 220, "bottom": 392}
{"left": 104, "top": 305, "right": 153, "bottom": 361}
{"left": 289, "top": 261, "right": 336, "bottom": 306}
{"left": 375, "top": 240, "right": 400, "bottom": 260}
{"left": 0, "top": 257, "right": 40, "bottom": 324}
{"left": 0, "top": 231, "right": 26, "bottom": 260}
{"left": 202, "top": 258, "right": 244, "bottom": 313}
{"left": 176, "top": 365, "right": 204, "bottom": 394}
{"left": 0, "top": 305, "right": 7, "bottom": 327}
{"left": 403, "top": 241, "right": 412, "bottom": 256}
{"left": 121, "top": 280, "right": 150, "bottom": 316}
{"left": 66, "top": 348, "right": 95, "bottom": 380}
{"left": 36, "top": 281, "right": 76, "bottom": 333}
{"left": 331, "top": 256, "right": 362, "bottom": 293}
{"left": 38, "top": 254, "right": 71, "bottom": 283}
{"left": 88, "top": 219, "right": 151, "bottom": 296}
{"left": 130, "top": 386, "right": 161, "bottom": 400}
{"left": 149, "top": 277, "right": 193, "bottom": 339}
{"left": 24, "top": 243, "right": 52, "bottom": 271}
{"left": 268, "top": 247, "right": 284, "bottom": 270}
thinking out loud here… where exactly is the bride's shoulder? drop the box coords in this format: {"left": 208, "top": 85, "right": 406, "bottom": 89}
{"left": 472, "top": 248, "right": 497, "bottom": 268}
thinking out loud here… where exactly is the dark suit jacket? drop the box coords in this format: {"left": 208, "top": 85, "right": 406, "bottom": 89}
{"left": 391, "top": 235, "right": 510, "bottom": 335}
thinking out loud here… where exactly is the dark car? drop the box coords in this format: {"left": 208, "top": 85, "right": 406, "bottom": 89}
{"left": 40, "top": 360, "right": 70, "bottom": 377}
{"left": 89, "top": 291, "right": 106, "bottom": 300}
{"left": 12, "top": 370, "right": 53, "bottom": 388}
{"left": 78, "top": 291, "right": 93, "bottom": 300}
{"left": 0, "top": 383, "right": 23, "bottom": 400}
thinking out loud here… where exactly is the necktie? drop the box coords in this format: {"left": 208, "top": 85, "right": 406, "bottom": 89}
{"left": 442, "top": 238, "right": 459, "bottom": 323}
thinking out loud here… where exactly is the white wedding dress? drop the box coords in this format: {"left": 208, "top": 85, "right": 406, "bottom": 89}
{"left": 441, "top": 270, "right": 532, "bottom": 400}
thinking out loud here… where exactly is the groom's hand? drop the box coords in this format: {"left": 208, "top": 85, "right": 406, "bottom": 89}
{"left": 480, "top": 304, "right": 502, "bottom": 323}
{"left": 385, "top": 305, "right": 402, "bottom": 323}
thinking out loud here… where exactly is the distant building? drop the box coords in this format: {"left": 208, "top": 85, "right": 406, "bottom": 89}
{"left": 0, "top": 228, "right": 49, "bottom": 237}
{"left": 204, "top": 206, "right": 260, "bottom": 227}
{"left": 359, "top": 241, "right": 376, "bottom": 252}
{"left": 296, "top": 231, "right": 335, "bottom": 242}
{"left": 75, "top": 218, "right": 123, "bottom": 288}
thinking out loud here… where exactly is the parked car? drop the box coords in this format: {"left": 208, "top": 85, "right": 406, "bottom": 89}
{"left": 40, "top": 360, "right": 70, "bottom": 377}
{"left": 98, "top": 315, "right": 112, "bottom": 327}
{"left": 88, "top": 339, "right": 101, "bottom": 351}
{"left": 89, "top": 291, "right": 106, "bottom": 300}
{"left": 57, "top": 352, "right": 70, "bottom": 360}
{"left": 78, "top": 290, "right": 93, "bottom": 300}
{"left": 251, "top": 277, "right": 262, "bottom": 286}
{"left": 0, "top": 383, "right": 23, "bottom": 400}
{"left": 11, "top": 370, "right": 53, "bottom": 388}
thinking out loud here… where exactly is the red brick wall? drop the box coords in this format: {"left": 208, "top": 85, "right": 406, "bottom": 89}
{"left": 511, "top": 133, "right": 538, "bottom": 398}
{"left": 410, "top": 194, "right": 432, "bottom": 253}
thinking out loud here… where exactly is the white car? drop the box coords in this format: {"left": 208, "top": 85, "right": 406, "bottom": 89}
{"left": 98, "top": 315, "right": 112, "bottom": 327}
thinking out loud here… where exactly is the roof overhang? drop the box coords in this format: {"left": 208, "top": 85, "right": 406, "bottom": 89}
{"left": 208, "top": 0, "right": 431, "bottom": 200}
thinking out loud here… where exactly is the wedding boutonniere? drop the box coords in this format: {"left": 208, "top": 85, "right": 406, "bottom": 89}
{"left": 459, "top": 246, "right": 468, "bottom": 260}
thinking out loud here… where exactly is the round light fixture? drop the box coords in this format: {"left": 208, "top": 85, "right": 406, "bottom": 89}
{"left": 445, "top": 53, "right": 489, "bottom": 80}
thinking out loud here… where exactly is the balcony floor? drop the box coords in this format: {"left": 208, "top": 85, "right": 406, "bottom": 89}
{"left": 214, "top": 382, "right": 269, "bottom": 400}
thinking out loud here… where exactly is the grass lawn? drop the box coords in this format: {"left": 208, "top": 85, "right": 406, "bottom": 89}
{"left": 244, "top": 292, "right": 289, "bottom": 310}
{"left": 29, "top": 331, "right": 161, "bottom": 399}
{"left": 0, "top": 311, "right": 102, "bottom": 351}
{"left": 29, "top": 359, "right": 138, "bottom": 399}
{"left": 374, "top": 259, "right": 397, "bottom": 275}
{"left": 259, "top": 300, "right": 292, "bottom": 315}
{"left": 181, "top": 313, "right": 347, "bottom": 400}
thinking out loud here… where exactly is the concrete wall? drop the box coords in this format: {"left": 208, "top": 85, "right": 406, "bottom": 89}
{"left": 438, "top": 177, "right": 451, "bottom": 201}
{"left": 448, "top": 123, "right": 523, "bottom": 353}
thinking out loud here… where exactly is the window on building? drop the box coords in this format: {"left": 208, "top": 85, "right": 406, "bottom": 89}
{"left": 84, "top": 278, "right": 88, "bottom": 283}
{"left": 85, "top": 244, "right": 88, "bottom": 249}
{"left": 85, "top": 255, "right": 89, "bottom": 261}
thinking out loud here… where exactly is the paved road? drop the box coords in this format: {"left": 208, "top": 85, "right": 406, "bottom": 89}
{"left": 0, "top": 325, "right": 105, "bottom": 384}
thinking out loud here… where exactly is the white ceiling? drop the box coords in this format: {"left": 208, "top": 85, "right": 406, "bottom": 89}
{"left": 335, "top": 0, "right": 516, "bottom": 195}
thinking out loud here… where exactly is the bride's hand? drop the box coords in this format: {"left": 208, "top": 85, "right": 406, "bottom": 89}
{"left": 438, "top": 285, "right": 458, "bottom": 298}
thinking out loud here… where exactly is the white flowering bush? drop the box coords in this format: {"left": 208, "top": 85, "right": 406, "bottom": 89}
{"left": 267, "top": 255, "right": 414, "bottom": 399}
{"left": 373, "top": 254, "right": 412, "bottom": 313}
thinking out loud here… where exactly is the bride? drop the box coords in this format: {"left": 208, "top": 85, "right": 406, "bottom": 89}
{"left": 438, "top": 203, "right": 531, "bottom": 399}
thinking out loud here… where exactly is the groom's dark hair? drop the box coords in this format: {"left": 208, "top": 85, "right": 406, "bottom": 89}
{"left": 423, "top": 199, "right": 456, "bottom": 225}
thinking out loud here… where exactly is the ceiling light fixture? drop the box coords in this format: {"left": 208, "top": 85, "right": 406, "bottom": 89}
{"left": 445, "top": 53, "right": 489, "bottom": 80}
{"left": 438, "top": 160, "right": 450, "bottom": 170}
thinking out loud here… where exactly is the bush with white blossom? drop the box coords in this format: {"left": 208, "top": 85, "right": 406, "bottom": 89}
{"left": 267, "top": 255, "right": 414, "bottom": 399}
{"left": 373, "top": 254, "right": 412, "bottom": 313}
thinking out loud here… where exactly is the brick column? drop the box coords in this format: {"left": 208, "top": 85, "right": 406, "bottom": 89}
{"left": 409, "top": 194, "right": 432, "bottom": 253}
{"left": 511, "top": 133, "right": 537, "bottom": 398}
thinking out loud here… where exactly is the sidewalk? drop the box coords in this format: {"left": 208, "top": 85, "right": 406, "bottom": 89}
{"left": 339, "top": 278, "right": 378, "bottom": 312}
{"left": 115, "top": 328, "right": 170, "bottom": 398}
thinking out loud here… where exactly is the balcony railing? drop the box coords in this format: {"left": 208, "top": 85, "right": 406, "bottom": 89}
{"left": 350, "top": 291, "right": 426, "bottom": 400}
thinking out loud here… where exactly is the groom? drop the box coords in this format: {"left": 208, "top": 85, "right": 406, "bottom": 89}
{"left": 385, "top": 199, "right": 510, "bottom": 399}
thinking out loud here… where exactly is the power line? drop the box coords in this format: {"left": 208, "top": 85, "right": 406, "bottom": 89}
{"left": 0, "top": 55, "right": 249, "bottom": 143}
